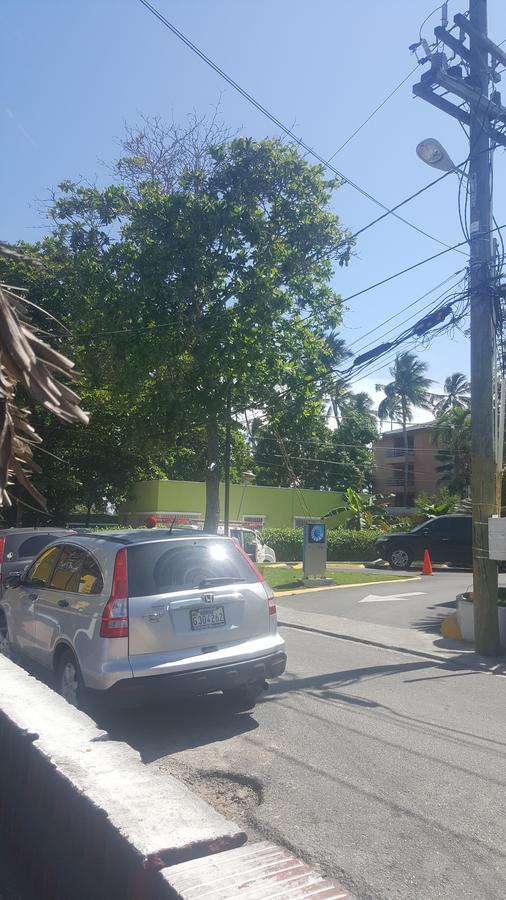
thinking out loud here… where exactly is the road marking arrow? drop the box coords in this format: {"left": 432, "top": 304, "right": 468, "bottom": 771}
{"left": 359, "top": 591, "right": 426, "bottom": 603}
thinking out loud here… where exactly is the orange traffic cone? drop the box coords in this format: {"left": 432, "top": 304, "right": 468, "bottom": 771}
{"left": 422, "top": 549, "right": 433, "bottom": 576}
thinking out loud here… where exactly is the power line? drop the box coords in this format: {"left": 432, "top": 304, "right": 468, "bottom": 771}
{"left": 326, "top": 65, "right": 419, "bottom": 161}
{"left": 346, "top": 269, "right": 466, "bottom": 353}
{"left": 136, "top": 0, "right": 465, "bottom": 255}
{"left": 340, "top": 222, "right": 506, "bottom": 306}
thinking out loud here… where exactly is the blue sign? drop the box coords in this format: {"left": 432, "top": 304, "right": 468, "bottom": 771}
{"left": 308, "top": 524, "right": 326, "bottom": 544}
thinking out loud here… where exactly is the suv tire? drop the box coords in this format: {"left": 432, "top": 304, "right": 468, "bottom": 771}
{"left": 388, "top": 546, "right": 412, "bottom": 570}
{"left": 0, "top": 611, "right": 12, "bottom": 659}
{"left": 56, "top": 649, "right": 86, "bottom": 710}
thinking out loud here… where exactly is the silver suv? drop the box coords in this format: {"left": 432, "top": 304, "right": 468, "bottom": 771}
{"left": 0, "top": 530, "right": 286, "bottom": 710}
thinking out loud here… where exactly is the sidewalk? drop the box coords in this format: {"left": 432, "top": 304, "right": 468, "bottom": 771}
{"left": 277, "top": 604, "right": 506, "bottom": 674}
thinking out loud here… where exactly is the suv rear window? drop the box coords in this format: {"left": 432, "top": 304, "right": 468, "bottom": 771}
{"left": 126, "top": 538, "right": 258, "bottom": 597}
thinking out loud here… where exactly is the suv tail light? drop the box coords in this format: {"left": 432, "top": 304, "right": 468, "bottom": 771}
{"left": 0, "top": 537, "right": 5, "bottom": 570}
{"left": 234, "top": 542, "right": 276, "bottom": 614}
{"left": 100, "top": 548, "right": 129, "bottom": 638}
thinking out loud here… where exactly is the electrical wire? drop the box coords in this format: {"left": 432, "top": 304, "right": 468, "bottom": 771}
{"left": 346, "top": 270, "right": 467, "bottom": 357}
{"left": 136, "top": 0, "right": 466, "bottom": 255}
{"left": 339, "top": 221, "right": 506, "bottom": 307}
{"left": 326, "top": 65, "right": 419, "bottom": 161}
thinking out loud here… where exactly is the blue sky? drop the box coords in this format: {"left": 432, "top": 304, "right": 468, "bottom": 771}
{"left": 2, "top": 0, "right": 506, "bottom": 418}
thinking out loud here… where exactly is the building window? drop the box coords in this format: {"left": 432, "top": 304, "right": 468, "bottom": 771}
{"left": 242, "top": 515, "right": 266, "bottom": 529}
{"left": 293, "top": 516, "right": 322, "bottom": 527}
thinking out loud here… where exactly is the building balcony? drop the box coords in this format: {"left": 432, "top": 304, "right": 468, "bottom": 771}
{"left": 384, "top": 478, "right": 416, "bottom": 488}
{"left": 383, "top": 447, "right": 415, "bottom": 458}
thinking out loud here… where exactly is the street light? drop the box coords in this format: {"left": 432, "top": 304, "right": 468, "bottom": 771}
{"left": 416, "top": 138, "right": 456, "bottom": 172}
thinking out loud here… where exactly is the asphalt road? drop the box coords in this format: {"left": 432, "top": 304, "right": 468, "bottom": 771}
{"left": 103, "top": 627, "right": 506, "bottom": 900}
{"left": 279, "top": 569, "right": 499, "bottom": 634}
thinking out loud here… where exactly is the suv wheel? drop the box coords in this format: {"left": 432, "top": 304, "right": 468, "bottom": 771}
{"left": 223, "top": 681, "right": 264, "bottom": 712}
{"left": 389, "top": 547, "right": 412, "bottom": 570}
{"left": 57, "top": 649, "right": 85, "bottom": 709}
{"left": 0, "top": 613, "right": 12, "bottom": 659}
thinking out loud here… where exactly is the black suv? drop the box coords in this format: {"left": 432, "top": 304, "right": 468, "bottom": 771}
{"left": 374, "top": 515, "right": 472, "bottom": 570}
{"left": 0, "top": 528, "right": 75, "bottom": 598}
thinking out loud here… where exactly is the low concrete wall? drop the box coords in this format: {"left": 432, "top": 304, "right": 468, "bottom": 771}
{"left": 0, "top": 655, "right": 245, "bottom": 900}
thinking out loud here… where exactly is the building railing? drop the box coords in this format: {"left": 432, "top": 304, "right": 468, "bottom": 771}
{"left": 383, "top": 447, "right": 415, "bottom": 458}
{"left": 383, "top": 479, "right": 416, "bottom": 488}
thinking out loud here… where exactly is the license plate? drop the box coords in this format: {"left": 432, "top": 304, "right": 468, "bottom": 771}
{"left": 190, "top": 605, "right": 225, "bottom": 630}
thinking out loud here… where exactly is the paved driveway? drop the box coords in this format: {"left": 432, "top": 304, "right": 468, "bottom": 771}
{"left": 278, "top": 569, "right": 501, "bottom": 634}
{"left": 102, "top": 627, "right": 506, "bottom": 900}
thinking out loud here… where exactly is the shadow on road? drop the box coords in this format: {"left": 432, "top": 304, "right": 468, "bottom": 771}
{"left": 97, "top": 692, "right": 259, "bottom": 763}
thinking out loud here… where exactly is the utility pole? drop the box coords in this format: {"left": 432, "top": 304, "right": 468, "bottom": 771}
{"left": 412, "top": 0, "right": 505, "bottom": 654}
{"left": 467, "top": 0, "right": 500, "bottom": 655}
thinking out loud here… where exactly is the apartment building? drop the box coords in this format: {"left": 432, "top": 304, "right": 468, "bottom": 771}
{"left": 373, "top": 422, "right": 440, "bottom": 511}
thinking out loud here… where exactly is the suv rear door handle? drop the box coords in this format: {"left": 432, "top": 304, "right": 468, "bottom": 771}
{"left": 57, "top": 599, "right": 69, "bottom": 608}
{"left": 28, "top": 593, "right": 38, "bottom": 602}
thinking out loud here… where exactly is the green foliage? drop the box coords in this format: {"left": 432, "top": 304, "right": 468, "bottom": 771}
{"left": 252, "top": 391, "right": 377, "bottom": 492}
{"left": 376, "top": 352, "right": 432, "bottom": 427}
{"left": 432, "top": 372, "right": 470, "bottom": 415}
{"left": 415, "top": 488, "right": 459, "bottom": 518}
{"left": 260, "top": 527, "right": 379, "bottom": 562}
{"left": 432, "top": 404, "right": 471, "bottom": 496}
{"left": 376, "top": 351, "right": 432, "bottom": 507}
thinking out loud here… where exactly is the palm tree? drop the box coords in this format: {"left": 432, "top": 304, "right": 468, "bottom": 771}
{"left": 432, "top": 403, "right": 471, "bottom": 496}
{"left": 432, "top": 372, "right": 470, "bottom": 415}
{"left": 376, "top": 352, "right": 433, "bottom": 507}
{"left": 321, "top": 332, "right": 352, "bottom": 424}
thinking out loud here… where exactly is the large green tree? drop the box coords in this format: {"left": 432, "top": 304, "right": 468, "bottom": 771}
{"left": 377, "top": 351, "right": 432, "bottom": 507}
{"left": 44, "top": 133, "right": 352, "bottom": 530}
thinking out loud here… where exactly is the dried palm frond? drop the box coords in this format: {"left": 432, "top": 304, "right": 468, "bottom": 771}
{"left": 0, "top": 243, "right": 89, "bottom": 508}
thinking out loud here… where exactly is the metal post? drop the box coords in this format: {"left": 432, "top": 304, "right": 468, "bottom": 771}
{"left": 469, "top": 0, "right": 500, "bottom": 654}
{"left": 224, "top": 384, "right": 232, "bottom": 537}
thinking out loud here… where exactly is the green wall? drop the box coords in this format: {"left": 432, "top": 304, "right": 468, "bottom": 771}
{"left": 121, "top": 479, "right": 349, "bottom": 529}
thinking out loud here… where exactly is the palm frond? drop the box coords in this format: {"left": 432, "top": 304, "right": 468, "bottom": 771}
{"left": 0, "top": 246, "right": 88, "bottom": 508}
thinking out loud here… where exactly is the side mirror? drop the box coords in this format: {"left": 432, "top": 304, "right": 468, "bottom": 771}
{"left": 4, "top": 573, "right": 22, "bottom": 589}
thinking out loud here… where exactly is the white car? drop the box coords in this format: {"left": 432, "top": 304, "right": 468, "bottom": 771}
{"left": 228, "top": 528, "right": 276, "bottom": 564}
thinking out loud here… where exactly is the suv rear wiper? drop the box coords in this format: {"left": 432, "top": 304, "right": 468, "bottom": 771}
{"left": 197, "top": 577, "right": 246, "bottom": 588}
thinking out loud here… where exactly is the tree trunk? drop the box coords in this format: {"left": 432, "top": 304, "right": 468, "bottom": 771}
{"left": 402, "top": 399, "right": 409, "bottom": 509}
{"left": 204, "top": 414, "right": 220, "bottom": 533}
{"left": 85, "top": 503, "right": 92, "bottom": 527}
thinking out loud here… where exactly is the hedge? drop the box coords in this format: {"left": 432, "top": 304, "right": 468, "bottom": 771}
{"left": 260, "top": 527, "right": 378, "bottom": 562}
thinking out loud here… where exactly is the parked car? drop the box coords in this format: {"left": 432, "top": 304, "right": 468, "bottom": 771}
{"left": 374, "top": 515, "right": 472, "bottom": 569}
{"left": 0, "top": 530, "right": 286, "bottom": 711}
{"left": 0, "top": 528, "right": 75, "bottom": 599}
{"left": 228, "top": 527, "right": 276, "bottom": 564}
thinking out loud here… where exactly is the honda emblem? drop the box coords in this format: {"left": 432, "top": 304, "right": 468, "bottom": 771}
{"left": 202, "top": 593, "right": 215, "bottom": 604}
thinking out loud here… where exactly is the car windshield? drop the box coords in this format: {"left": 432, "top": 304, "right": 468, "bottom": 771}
{"left": 409, "top": 519, "right": 436, "bottom": 533}
{"left": 126, "top": 538, "right": 257, "bottom": 597}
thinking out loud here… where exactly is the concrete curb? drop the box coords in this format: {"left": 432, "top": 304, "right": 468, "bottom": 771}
{"left": 275, "top": 575, "right": 420, "bottom": 597}
{"left": 277, "top": 605, "right": 506, "bottom": 674}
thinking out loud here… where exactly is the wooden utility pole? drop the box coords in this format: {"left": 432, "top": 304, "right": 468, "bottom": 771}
{"left": 467, "top": 0, "right": 500, "bottom": 654}
{"left": 413, "top": 0, "right": 506, "bottom": 653}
